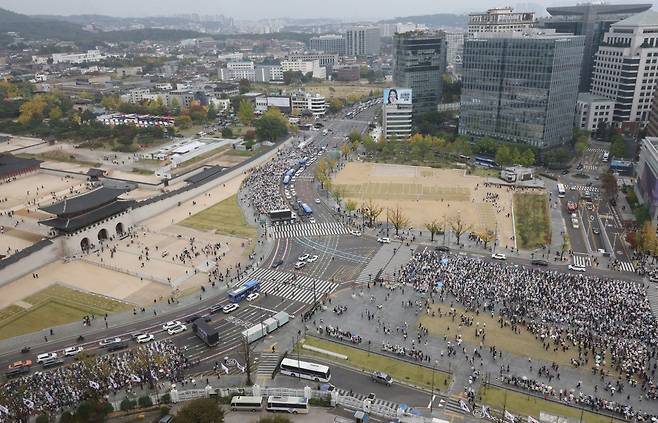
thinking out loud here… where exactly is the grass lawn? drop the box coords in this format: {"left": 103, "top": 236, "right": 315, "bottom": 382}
{"left": 479, "top": 386, "right": 623, "bottom": 423}
{"left": 0, "top": 284, "right": 130, "bottom": 339}
{"left": 419, "top": 304, "right": 599, "bottom": 372}
{"left": 469, "top": 167, "right": 500, "bottom": 178}
{"left": 225, "top": 149, "right": 255, "bottom": 157}
{"left": 297, "top": 336, "right": 451, "bottom": 390}
{"left": 16, "top": 151, "right": 100, "bottom": 167}
{"left": 513, "top": 193, "right": 551, "bottom": 249}
{"left": 180, "top": 194, "right": 257, "bottom": 239}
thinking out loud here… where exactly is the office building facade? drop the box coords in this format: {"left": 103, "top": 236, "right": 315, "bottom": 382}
{"left": 309, "top": 35, "right": 345, "bottom": 55}
{"left": 591, "top": 11, "right": 658, "bottom": 127}
{"left": 460, "top": 30, "right": 584, "bottom": 149}
{"left": 345, "top": 26, "right": 381, "bottom": 56}
{"left": 468, "top": 7, "right": 535, "bottom": 36}
{"left": 542, "top": 3, "right": 652, "bottom": 92}
{"left": 393, "top": 31, "right": 447, "bottom": 115}
{"left": 445, "top": 32, "right": 465, "bottom": 76}
{"left": 575, "top": 93, "right": 615, "bottom": 131}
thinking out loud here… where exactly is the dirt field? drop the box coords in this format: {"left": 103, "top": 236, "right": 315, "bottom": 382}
{"left": 0, "top": 136, "right": 43, "bottom": 153}
{"left": 333, "top": 162, "right": 516, "bottom": 247}
{"left": 0, "top": 173, "right": 89, "bottom": 209}
{"left": 0, "top": 228, "right": 42, "bottom": 255}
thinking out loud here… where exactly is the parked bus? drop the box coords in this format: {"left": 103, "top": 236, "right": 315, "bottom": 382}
{"left": 228, "top": 279, "right": 260, "bottom": 303}
{"left": 231, "top": 396, "right": 263, "bottom": 412}
{"left": 557, "top": 183, "right": 566, "bottom": 198}
{"left": 279, "top": 358, "right": 331, "bottom": 382}
{"left": 474, "top": 155, "right": 497, "bottom": 168}
{"left": 301, "top": 203, "right": 313, "bottom": 215}
{"left": 266, "top": 396, "right": 310, "bottom": 414}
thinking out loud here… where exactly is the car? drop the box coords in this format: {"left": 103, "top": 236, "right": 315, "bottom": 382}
{"left": 98, "top": 337, "right": 122, "bottom": 347}
{"left": 315, "top": 198, "right": 321, "bottom": 204}
{"left": 36, "top": 352, "right": 58, "bottom": 364}
{"left": 167, "top": 324, "right": 187, "bottom": 335}
{"left": 5, "top": 366, "right": 30, "bottom": 378}
{"left": 222, "top": 303, "right": 240, "bottom": 314}
{"left": 349, "top": 229, "right": 362, "bottom": 237}
{"left": 294, "top": 261, "right": 306, "bottom": 269}
{"left": 377, "top": 237, "right": 391, "bottom": 243}
{"left": 136, "top": 334, "right": 154, "bottom": 344}
{"left": 371, "top": 371, "right": 393, "bottom": 386}
{"left": 246, "top": 292, "right": 260, "bottom": 302}
{"left": 531, "top": 259, "right": 549, "bottom": 267}
{"left": 271, "top": 259, "right": 284, "bottom": 269}
{"left": 8, "top": 360, "right": 32, "bottom": 370}
{"left": 561, "top": 169, "right": 569, "bottom": 175}
{"left": 491, "top": 253, "right": 507, "bottom": 260}
{"left": 309, "top": 217, "right": 316, "bottom": 224}
{"left": 63, "top": 346, "right": 83, "bottom": 357}
{"left": 298, "top": 253, "right": 310, "bottom": 261}
{"left": 568, "top": 265, "right": 586, "bottom": 272}
{"left": 185, "top": 314, "right": 202, "bottom": 324}
{"left": 162, "top": 321, "right": 182, "bottom": 331}
{"left": 106, "top": 342, "right": 128, "bottom": 352}
{"left": 435, "top": 246, "right": 450, "bottom": 252}
{"left": 306, "top": 255, "right": 319, "bottom": 263}
{"left": 209, "top": 304, "right": 223, "bottom": 314}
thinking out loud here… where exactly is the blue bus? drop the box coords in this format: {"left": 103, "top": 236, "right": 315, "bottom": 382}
{"left": 228, "top": 279, "right": 260, "bottom": 302}
{"left": 474, "top": 155, "right": 498, "bottom": 168}
{"left": 301, "top": 203, "right": 313, "bottom": 214}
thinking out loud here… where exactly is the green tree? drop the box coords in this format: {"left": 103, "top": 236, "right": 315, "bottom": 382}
{"left": 238, "top": 99, "right": 254, "bottom": 126}
{"left": 600, "top": 171, "right": 618, "bottom": 201}
{"left": 48, "top": 106, "right": 63, "bottom": 120}
{"left": 174, "top": 398, "right": 225, "bottom": 423}
{"left": 76, "top": 400, "right": 113, "bottom": 422}
{"left": 255, "top": 108, "right": 288, "bottom": 141}
{"left": 175, "top": 115, "right": 192, "bottom": 129}
{"left": 221, "top": 127, "right": 234, "bottom": 138}
{"left": 238, "top": 79, "right": 251, "bottom": 94}
{"left": 207, "top": 102, "right": 218, "bottom": 120}
{"left": 610, "top": 134, "right": 625, "bottom": 158}
{"left": 519, "top": 149, "right": 535, "bottom": 166}
{"left": 36, "top": 414, "right": 50, "bottom": 423}
{"left": 495, "top": 145, "right": 512, "bottom": 166}
{"left": 59, "top": 411, "right": 76, "bottom": 423}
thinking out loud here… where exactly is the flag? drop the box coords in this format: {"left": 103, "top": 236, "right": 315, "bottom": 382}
{"left": 528, "top": 416, "right": 540, "bottom": 423}
{"left": 482, "top": 405, "right": 492, "bottom": 419}
{"left": 459, "top": 400, "right": 470, "bottom": 413}
{"left": 22, "top": 398, "right": 34, "bottom": 409}
{"left": 505, "top": 410, "right": 516, "bottom": 422}
{"left": 221, "top": 363, "right": 229, "bottom": 374}
{"left": 0, "top": 404, "right": 9, "bottom": 414}
{"left": 89, "top": 380, "right": 100, "bottom": 389}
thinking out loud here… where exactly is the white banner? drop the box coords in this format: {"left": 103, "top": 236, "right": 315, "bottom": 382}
{"left": 505, "top": 410, "right": 517, "bottom": 422}
{"left": 459, "top": 400, "right": 471, "bottom": 413}
{"left": 221, "top": 363, "right": 229, "bottom": 374}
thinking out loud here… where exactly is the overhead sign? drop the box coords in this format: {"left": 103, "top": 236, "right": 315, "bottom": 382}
{"left": 384, "top": 88, "right": 412, "bottom": 105}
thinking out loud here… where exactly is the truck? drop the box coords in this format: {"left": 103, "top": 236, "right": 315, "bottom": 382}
{"left": 193, "top": 318, "right": 219, "bottom": 347}
{"left": 273, "top": 311, "right": 289, "bottom": 327}
{"left": 242, "top": 323, "right": 268, "bottom": 344}
{"left": 263, "top": 317, "right": 279, "bottom": 333}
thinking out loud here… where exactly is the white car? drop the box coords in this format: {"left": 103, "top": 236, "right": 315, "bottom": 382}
{"left": 315, "top": 198, "right": 321, "bottom": 204}
{"left": 223, "top": 303, "right": 240, "bottom": 314}
{"left": 350, "top": 229, "right": 362, "bottom": 237}
{"left": 162, "top": 321, "right": 182, "bottom": 331}
{"left": 167, "top": 324, "right": 187, "bottom": 335}
{"left": 309, "top": 217, "right": 316, "bottom": 224}
{"left": 491, "top": 253, "right": 507, "bottom": 260}
{"left": 36, "top": 352, "right": 58, "bottom": 364}
{"left": 298, "top": 253, "right": 310, "bottom": 261}
{"left": 98, "top": 337, "right": 122, "bottom": 347}
{"left": 63, "top": 346, "right": 83, "bottom": 357}
{"left": 307, "top": 255, "right": 319, "bottom": 263}
{"left": 136, "top": 334, "right": 154, "bottom": 344}
{"left": 568, "top": 265, "right": 586, "bottom": 272}
{"left": 246, "top": 292, "right": 260, "bottom": 302}
{"left": 294, "top": 261, "right": 306, "bottom": 269}
{"left": 377, "top": 237, "right": 391, "bottom": 244}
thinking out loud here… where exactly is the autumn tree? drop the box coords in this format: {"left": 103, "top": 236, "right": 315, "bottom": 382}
{"left": 425, "top": 219, "right": 442, "bottom": 242}
{"left": 636, "top": 221, "right": 658, "bottom": 256}
{"left": 476, "top": 229, "right": 497, "bottom": 250}
{"left": 449, "top": 214, "right": 472, "bottom": 246}
{"left": 18, "top": 95, "right": 47, "bottom": 124}
{"left": 174, "top": 398, "right": 225, "bottom": 423}
{"left": 362, "top": 199, "right": 383, "bottom": 227}
{"left": 387, "top": 206, "right": 409, "bottom": 236}
{"left": 600, "top": 171, "right": 618, "bottom": 201}
{"left": 345, "top": 199, "right": 358, "bottom": 216}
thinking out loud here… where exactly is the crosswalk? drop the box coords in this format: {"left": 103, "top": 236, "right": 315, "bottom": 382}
{"left": 271, "top": 222, "right": 350, "bottom": 239}
{"left": 336, "top": 389, "right": 401, "bottom": 410}
{"left": 249, "top": 267, "right": 338, "bottom": 304}
{"left": 571, "top": 185, "right": 600, "bottom": 193}
{"left": 573, "top": 254, "right": 592, "bottom": 267}
{"left": 587, "top": 148, "right": 607, "bottom": 154}
{"left": 256, "top": 352, "right": 282, "bottom": 377}
{"left": 582, "top": 165, "right": 599, "bottom": 171}
{"left": 616, "top": 261, "right": 636, "bottom": 272}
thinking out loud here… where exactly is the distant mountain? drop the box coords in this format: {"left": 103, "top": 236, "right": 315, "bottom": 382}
{"left": 0, "top": 8, "right": 92, "bottom": 41}
{"left": 379, "top": 13, "right": 468, "bottom": 29}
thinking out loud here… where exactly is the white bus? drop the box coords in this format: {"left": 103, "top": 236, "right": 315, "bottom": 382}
{"left": 557, "top": 183, "right": 566, "bottom": 198}
{"left": 266, "top": 396, "right": 309, "bottom": 414}
{"left": 231, "top": 395, "right": 263, "bottom": 411}
{"left": 602, "top": 151, "right": 609, "bottom": 162}
{"left": 279, "top": 358, "right": 331, "bottom": 382}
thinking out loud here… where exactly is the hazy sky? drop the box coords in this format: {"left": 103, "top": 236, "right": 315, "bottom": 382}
{"left": 2, "top": 0, "right": 656, "bottom": 20}
{"left": 3, "top": 0, "right": 654, "bottom": 20}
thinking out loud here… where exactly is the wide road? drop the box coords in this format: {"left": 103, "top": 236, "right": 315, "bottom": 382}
{"left": 0, "top": 102, "right": 380, "bottom": 379}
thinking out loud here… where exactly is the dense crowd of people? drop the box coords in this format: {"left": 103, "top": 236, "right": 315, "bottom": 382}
{"left": 242, "top": 144, "right": 322, "bottom": 217}
{"left": 0, "top": 341, "right": 187, "bottom": 420}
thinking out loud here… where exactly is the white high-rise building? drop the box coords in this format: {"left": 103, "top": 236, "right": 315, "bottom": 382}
{"left": 591, "top": 10, "right": 658, "bottom": 126}
{"left": 280, "top": 60, "right": 326, "bottom": 79}
{"left": 345, "top": 26, "right": 381, "bottom": 56}
{"left": 468, "top": 7, "right": 535, "bottom": 36}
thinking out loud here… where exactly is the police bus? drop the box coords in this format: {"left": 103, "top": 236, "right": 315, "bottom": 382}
{"left": 279, "top": 358, "right": 331, "bottom": 382}
{"left": 228, "top": 279, "right": 260, "bottom": 302}
{"left": 230, "top": 396, "right": 263, "bottom": 412}
{"left": 266, "top": 396, "right": 309, "bottom": 414}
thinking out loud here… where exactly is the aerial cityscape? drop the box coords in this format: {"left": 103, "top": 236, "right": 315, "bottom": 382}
{"left": 0, "top": 1, "right": 657, "bottom": 423}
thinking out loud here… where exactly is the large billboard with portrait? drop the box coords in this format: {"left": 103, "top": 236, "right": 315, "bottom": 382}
{"left": 383, "top": 88, "right": 412, "bottom": 105}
